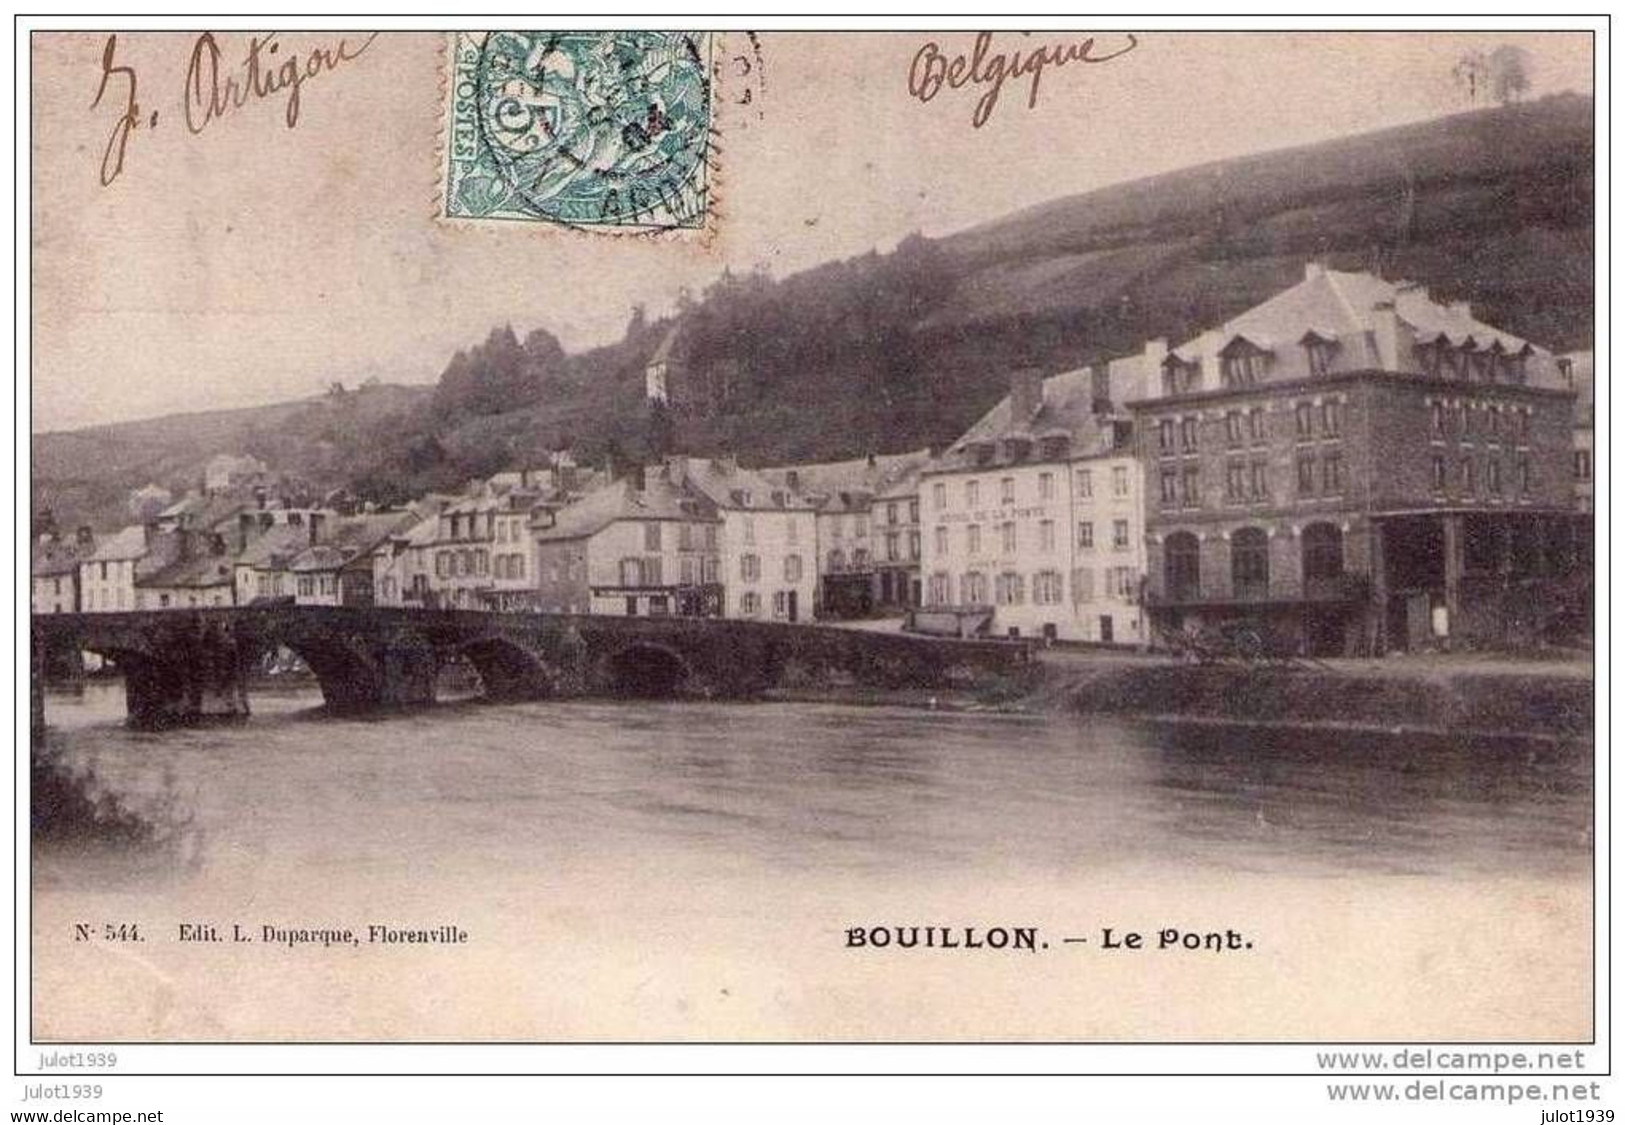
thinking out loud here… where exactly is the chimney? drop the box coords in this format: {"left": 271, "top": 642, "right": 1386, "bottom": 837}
{"left": 75, "top": 525, "right": 95, "bottom": 550}
{"left": 1371, "top": 301, "right": 1401, "bottom": 371}
{"left": 631, "top": 463, "right": 647, "bottom": 491}
{"left": 665, "top": 455, "right": 688, "bottom": 487}
{"left": 1089, "top": 363, "right": 1113, "bottom": 415}
{"left": 1010, "top": 367, "right": 1043, "bottom": 423}
{"left": 1196, "top": 330, "right": 1225, "bottom": 389}
{"left": 308, "top": 511, "right": 326, "bottom": 546}
{"left": 786, "top": 469, "right": 800, "bottom": 492}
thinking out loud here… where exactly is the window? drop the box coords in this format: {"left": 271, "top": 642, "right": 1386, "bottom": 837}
{"left": 1487, "top": 458, "right": 1503, "bottom": 496}
{"left": 1431, "top": 453, "right": 1448, "bottom": 492}
{"left": 1249, "top": 460, "right": 1270, "bottom": 500}
{"left": 1320, "top": 452, "right": 1344, "bottom": 494}
{"left": 1077, "top": 468, "right": 1093, "bottom": 497}
{"left": 885, "top": 532, "right": 899, "bottom": 561}
{"left": 1001, "top": 477, "right": 1016, "bottom": 504}
{"left": 1157, "top": 419, "right": 1175, "bottom": 453}
{"left": 644, "top": 521, "right": 661, "bottom": 551}
{"left": 1112, "top": 519, "right": 1130, "bottom": 550}
{"left": 886, "top": 502, "right": 899, "bottom": 526}
{"left": 1302, "top": 523, "right": 1344, "bottom": 583}
{"left": 681, "top": 556, "right": 697, "bottom": 584}
{"left": 1248, "top": 407, "right": 1266, "bottom": 445}
{"left": 1163, "top": 357, "right": 1200, "bottom": 396}
{"left": 1518, "top": 455, "right": 1532, "bottom": 495}
{"left": 1225, "top": 462, "right": 1246, "bottom": 502}
{"left": 740, "top": 591, "right": 761, "bottom": 617}
{"left": 907, "top": 499, "right": 919, "bottom": 523}
{"left": 1039, "top": 520, "right": 1055, "bottom": 552}
{"left": 934, "top": 526, "right": 948, "bottom": 555}
{"left": 743, "top": 515, "right": 756, "bottom": 545}
{"left": 704, "top": 525, "right": 718, "bottom": 549}
{"left": 1165, "top": 532, "right": 1200, "bottom": 599}
{"left": 784, "top": 555, "right": 803, "bottom": 582}
{"left": 908, "top": 531, "right": 920, "bottom": 560}
{"left": 1112, "top": 466, "right": 1128, "bottom": 497}
{"left": 1034, "top": 570, "right": 1064, "bottom": 605}
{"left": 1225, "top": 411, "right": 1244, "bottom": 447}
{"left": 1295, "top": 402, "right": 1314, "bottom": 440}
{"left": 1220, "top": 342, "right": 1267, "bottom": 387}
{"left": 965, "top": 481, "right": 979, "bottom": 509}
{"left": 966, "top": 525, "right": 981, "bottom": 554}
{"left": 960, "top": 571, "right": 987, "bottom": 606}
{"left": 995, "top": 571, "right": 1025, "bottom": 606}
{"left": 740, "top": 553, "right": 760, "bottom": 582}
{"left": 1431, "top": 401, "right": 1447, "bottom": 437}
{"left": 928, "top": 572, "right": 950, "bottom": 605}
{"left": 1039, "top": 472, "right": 1055, "bottom": 500}
{"left": 1231, "top": 527, "right": 1270, "bottom": 598}
{"left": 854, "top": 516, "right": 868, "bottom": 539}
{"left": 1078, "top": 521, "right": 1094, "bottom": 549}
{"left": 787, "top": 518, "right": 799, "bottom": 545}
{"left": 773, "top": 591, "right": 789, "bottom": 618}
{"left": 1297, "top": 455, "right": 1316, "bottom": 497}
{"left": 1305, "top": 336, "right": 1337, "bottom": 377}
{"left": 1180, "top": 466, "right": 1200, "bottom": 508}
{"left": 1001, "top": 521, "right": 1017, "bottom": 554}
{"left": 1180, "top": 417, "right": 1199, "bottom": 452}
{"left": 619, "top": 557, "right": 643, "bottom": 586}
{"left": 1575, "top": 450, "right": 1592, "bottom": 481}
{"left": 1159, "top": 468, "right": 1178, "bottom": 506}
{"left": 1321, "top": 400, "right": 1342, "bottom": 437}
{"left": 1071, "top": 566, "right": 1094, "bottom": 604}
{"left": 1461, "top": 457, "right": 1477, "bottom": 494}
{"left": 1487, "top": 405, "right": 1501, "bottom": 440}
{"left": 933, "top": 482, "right": 947, "bottom": 510}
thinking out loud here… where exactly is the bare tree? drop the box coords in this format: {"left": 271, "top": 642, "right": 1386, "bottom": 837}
{"left": 1453, "top": 50, "right": 1489, "bottom": 103}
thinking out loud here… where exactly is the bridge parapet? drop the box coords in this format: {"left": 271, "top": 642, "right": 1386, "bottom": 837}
{"left": 31, "top": 608, "right": 1032, "bottom": 729}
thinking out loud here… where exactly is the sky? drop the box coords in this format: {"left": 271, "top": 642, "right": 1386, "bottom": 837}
{"left": 30, "top": 29, "right": 1593, "bottom": 432}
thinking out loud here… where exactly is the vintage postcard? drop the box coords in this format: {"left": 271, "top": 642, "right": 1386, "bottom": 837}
{"left": 24, "top": 23, "right": 1599, "bottom": 1071}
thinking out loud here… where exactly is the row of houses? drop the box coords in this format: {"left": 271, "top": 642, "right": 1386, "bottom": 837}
{"left": 34, "top": 264, "right": 1594, "bottom": 656}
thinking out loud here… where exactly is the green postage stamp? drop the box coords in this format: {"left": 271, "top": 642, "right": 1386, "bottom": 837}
{"left": 441, "top": 31, "right": 714, "bottom": 232}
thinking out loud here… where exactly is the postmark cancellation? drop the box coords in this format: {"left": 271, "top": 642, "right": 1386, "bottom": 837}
{"left": 440, "top": 31, "right": 714, "bottom": 234}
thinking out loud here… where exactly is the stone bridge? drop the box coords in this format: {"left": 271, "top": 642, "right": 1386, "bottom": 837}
{"left": 30, "top": 607, "right": 1033, "bottom": 730}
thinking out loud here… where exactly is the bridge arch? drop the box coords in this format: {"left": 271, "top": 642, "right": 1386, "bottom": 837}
{"left": 454, "top": 636, "right": 559, "bottom": 702}
{"left": 601, "top": 641, "right": 696, "bottom": 699}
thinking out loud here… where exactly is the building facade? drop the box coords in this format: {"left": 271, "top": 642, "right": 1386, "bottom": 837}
{"left": 1132, "top": 264, "right": 1580, "bottom": 655}
{"left": 920, "top": 363, "right": 1146, "bottom": 644}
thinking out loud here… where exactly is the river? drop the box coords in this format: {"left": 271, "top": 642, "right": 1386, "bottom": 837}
{"left": 31, "top": 679, "right": 1592, "bottom": 1042}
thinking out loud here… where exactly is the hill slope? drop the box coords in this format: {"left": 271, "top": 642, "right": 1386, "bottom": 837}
{"left": 33, "top": 94, "right": 1593, "bottom": 531}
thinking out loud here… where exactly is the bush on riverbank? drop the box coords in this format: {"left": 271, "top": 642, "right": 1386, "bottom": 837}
{"left": 31, "top": 747, "right": 191, "bottom": 847}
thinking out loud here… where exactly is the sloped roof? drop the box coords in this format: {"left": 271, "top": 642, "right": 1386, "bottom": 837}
{"left": 1167, "top": 267, "right": 1542, "bottom": 362}
{"left": 84, "top": 524, "right": 149, "bottom": 563}
{"left": 31, "top": 539, "right": 83, "bottom": 577}
{"left": 938, "top": 364, "right": 1134, "bottom": 472}
{"left": 536, "top": 474, "right": 719, "bottom": 542}
{"left": 757, "top": 449, "right": 934, "bottom": 509}
{"left": 135, "top": 552, "right": 235, "bottom": 589}
{"left": 235, "top": 524, "right": 312, "bottom": 569}
{"left": 679, "top": 457, "right": 814, "bottom": 512}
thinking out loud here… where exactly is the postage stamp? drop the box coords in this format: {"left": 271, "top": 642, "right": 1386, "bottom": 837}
{"left": 441, "top": 31, "right": 714, "bottom": 232}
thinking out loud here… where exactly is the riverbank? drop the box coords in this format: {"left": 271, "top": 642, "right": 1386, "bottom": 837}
{"left": 768, "top": 648, "right": 1593, "bottom": 740}
{"left": 1048, "top": 654, "right": 1593, "bottom": 740}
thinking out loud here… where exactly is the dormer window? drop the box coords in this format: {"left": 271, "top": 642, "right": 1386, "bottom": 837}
{"left": 1219, "top": 339, "right": 1270, "bottom": 388}
{"left": 1162, "top": 355, "right": 1199, "bottom": 396}
{"left": 1501, "top": 346, "right": 1530, "bottom": 385}
{"left": 1464, "top": 343, "right": 1493, "bottom": 382}
{"left": 1301, "top": 332, "right": 1339, "bottom": 377}
{"left": 1003, "top": 437, "right": 1031, "bottom": 462}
